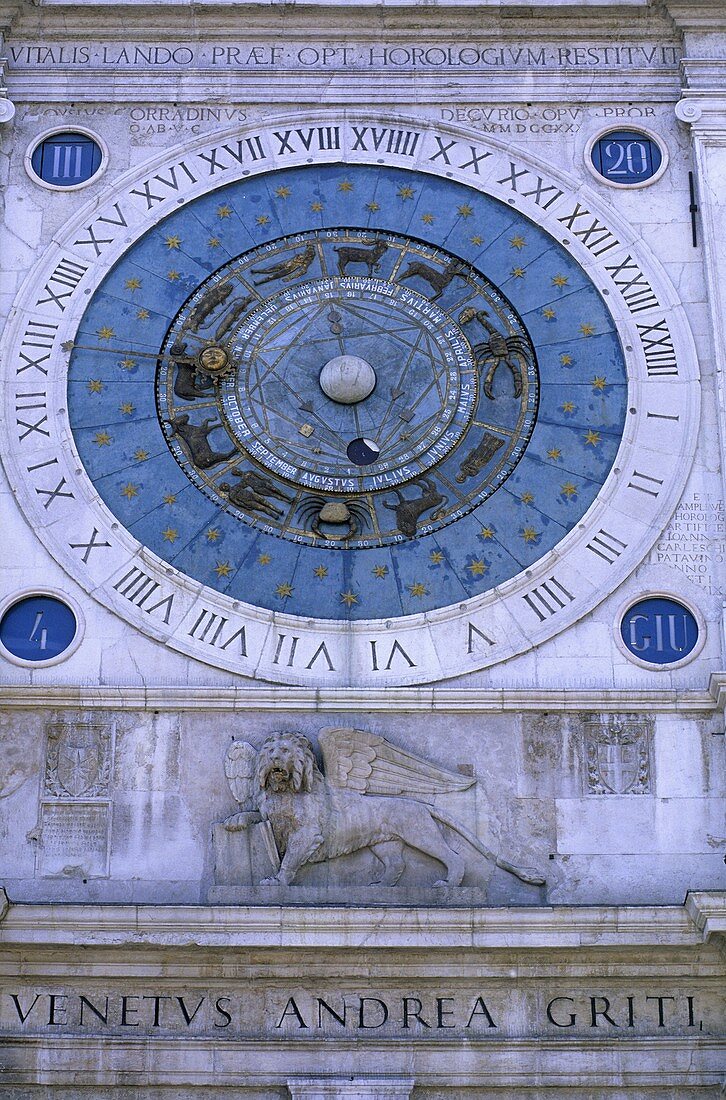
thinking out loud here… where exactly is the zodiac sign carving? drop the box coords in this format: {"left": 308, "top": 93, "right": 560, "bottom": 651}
{"left": 250, "top": 243, "right": 316, "bottom": 286}
{"left": 185, "top": 282, "right": 234, "bottom": 332}
{"left": 219, "top": 470, "right": 294, "bottom": 519}
{"left": 398, "top": 258, "right": 468, "bottom": 301}
{"left": 169, "top": 414, "right": 236, "bottom": 469}
{"left": 297, "top": 496, "right": 371, "bottom": 541}
{"left": 169, "top": 340, "right": 213, "bottom": 401}
{"left": 459, "top": 308, "right": 532, "bottom": 400}
{"left": 456, "top": 432, "right": 505, "bottom": 483}
{"left": 333, "top": 239, "right": 388, "bottom": 276}
{"left": 382, "top": 476, "right": 447, "bottom": 537}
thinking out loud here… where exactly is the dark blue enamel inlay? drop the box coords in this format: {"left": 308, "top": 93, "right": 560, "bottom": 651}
{"left": 621, "top": 597, "right": 699, "bottom": 665}
{"left": 0, "top": 596, "right": 77, "bottom": 661}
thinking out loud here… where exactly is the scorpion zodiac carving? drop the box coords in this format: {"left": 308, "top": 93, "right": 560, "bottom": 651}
{"left": 459, "top": 308, "right": 534, "bottom": 400}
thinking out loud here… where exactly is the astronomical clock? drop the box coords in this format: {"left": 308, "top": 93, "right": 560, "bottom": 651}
{"left": 2, "top": 116, "right": 699, "bottom": 684}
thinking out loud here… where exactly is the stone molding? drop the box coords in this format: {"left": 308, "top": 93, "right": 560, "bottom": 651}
{"left": 0, "top": 896, "right": 721, "bottom": 948}
{"left": 0, "top": 684, "right": 720, "bottom": 711}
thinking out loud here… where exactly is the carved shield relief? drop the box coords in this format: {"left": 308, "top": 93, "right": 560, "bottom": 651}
{"left": 45, "top": 723, "right": 111, "bottom": 799}
{"left": 584, "top": 715, "right": 652, "bottom": 795}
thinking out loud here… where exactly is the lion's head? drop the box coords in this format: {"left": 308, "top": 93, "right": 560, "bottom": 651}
{"left": 257, "top": 731, "right": 315, "bottom": 794}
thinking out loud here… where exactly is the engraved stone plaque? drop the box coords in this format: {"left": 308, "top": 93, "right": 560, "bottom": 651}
{"left": 37, "top": 802, "right": 111, "bottom": 877}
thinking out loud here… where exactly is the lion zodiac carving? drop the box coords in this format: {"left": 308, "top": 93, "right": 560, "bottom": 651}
{"left": 223, "top": 728, "right": 544, "bottom": 889}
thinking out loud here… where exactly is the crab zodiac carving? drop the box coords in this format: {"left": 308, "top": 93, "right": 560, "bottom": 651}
{"left": 223, "top": 728, "right": 545, "bottom": 889}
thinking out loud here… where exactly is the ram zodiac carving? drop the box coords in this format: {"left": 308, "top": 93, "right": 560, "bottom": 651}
{"left": 223, "top": 728, "right": 545, "bottom": 889}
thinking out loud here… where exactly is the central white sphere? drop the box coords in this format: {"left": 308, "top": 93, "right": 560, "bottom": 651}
{"left": 319, "top": 355, "right": 376, "bottom": 405}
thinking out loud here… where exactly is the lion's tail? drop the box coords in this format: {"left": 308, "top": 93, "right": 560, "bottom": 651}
{"left": 429, "top": 808, "right": 545, "bottom": 887}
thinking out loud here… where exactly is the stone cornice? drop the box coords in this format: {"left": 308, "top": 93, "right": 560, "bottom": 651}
{"left": 0, "top": 684, "right": 719, "bottom": 711}
{"left": 0, "top": 897, "right": 718, "bottom": 949}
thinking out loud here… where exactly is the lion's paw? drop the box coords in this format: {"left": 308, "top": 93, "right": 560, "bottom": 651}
{"left": 259, "top": 876, "right": 281, "bottom": 886}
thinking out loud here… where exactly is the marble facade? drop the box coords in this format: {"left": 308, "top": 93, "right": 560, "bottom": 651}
{"left": 0, "top": 0, "right": 724, "bottom": 1094}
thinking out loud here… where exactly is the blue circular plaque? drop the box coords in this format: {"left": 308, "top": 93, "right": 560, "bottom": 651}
{"left": 0, "top": 595, "right": 78, "bottom": 662}
{"left": 590, "top": 130, "right": 663, "bottom": 185}
{"left": 620, "top": 597, "right": 699, "bottom": 666}
{"left": 30, "top": 131, "right": 103, "bottom": 188}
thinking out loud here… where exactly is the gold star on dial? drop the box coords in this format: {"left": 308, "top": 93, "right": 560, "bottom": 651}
{"left": 340, "top": 590, "right": 358, "bottom": 606}
{"left": 162, "top": 527, "right": 178, "bottom": 543}
{"left": 521, "top": 491, "right": 534, "bottom": 504}
{"left": 124, "top": 277, "right": 141, "bottom": 291}
{"left": 409, "top": 582, "right": 427, "bottom": 597}
{"left": 552, "top": 274, "right": 569, "bottom": 287}
{"left": 562, "top": 401, "right": 576, "bottom": 413}
{"left": 547, "top": 448, "right": 562, "bottom": 461}
{"left": 421, "top": 213, "right": 434, "bottom": 225}
{"left": 134, "top": 449, "right": 149, "bottom": 462}
{"left": 430, "top": 551, "right": 444, "bottom": 564}
{"left": 120, "top": 358, "right": 136, "bottom": 370}
{"left": 457, "top": 204, "right": 474, "bottom": 218}
{"left": 584, "top": 429, "right": 601, "bottom": 446}
{"left": 511, "top": 267, "right": 526, "bottom": 278}
{"left": 366, "top": 201, "right": 380, "bottom": 212}
{"left": 87, "top": 379, "right": 103, "bottom": 393}
{"left": 275, "top": 186, "right": 291, "bottom": 199}
{"left": 258, "top": 553, "right": 271, "bottom": 565}
{"left": 560, "top": 353, "right": 573, "bottom": 366}
{"left": 398, "top": 186, "right": 415, "bottom": 200}
{"left": 167, "top": 270, "right": 180, "bottom": 281}
{"left": 256, "top": 215, "right": 270, "bottom": 225}
{"left": 208, "top": 237, "right": 221, "bottom": 248}
{"left": 217, "top": 205, "right": 233, "bottom": 218}
{"left": 206, "top": 528, "right": 220, "bottom": 541}
{"left": 470, "top": 235, "right": 484, "bottom": 245}
{"left": 561, "top": 482, "right": 578, "bottom": 498}
{"left": 522, "top": 526, "right": 539, "bottom": 544}
{"left": 510, "top": 235, "right": 526, "bottom": 249}
{"left": 137, "top": 309, "right": 150, "bottom": 320}
{"left": 120, "top": 402, "right": 135, "bottom": 416}
{"left": 480, "top": 526, "right": 495, "bottom": 539}
{"left": 121, "top": 483, "right": 138, "bottom": 500}
{"left": 591, "top": 376, "right": 607, "bottom": 391}
{"left": 93, "top": 431, "right": 111, "bottom": 446}
{"left": 338, "top": 180, "right": 354, "bottom": 192}
{"left": 542, "top": 307, "right": 556, "bottom": 319}
{"left": 468, "top": 559, "right": 487, "bottom": 576}
{"left": 314, "top": 565, "right": 328, "bottom": 579}
{"left": 310, "top": 201, "right": 324, "bottom": 212}
{"left": 215, "top": 561, "right": 232, "bottom": 577}
{"left": 580, "top": 323, "right": 595, "bottom": 336}
{"left": 372, "top": 565, "right": 388, "bottom": 578}
{"left": 275, "top": 582, "right": 293, "bottom": 599}
{"left": 165, "top": 235, "right": 181, "bottom": 249}
{"left": 163, "top": 493, "right": 177, "bottom": 505}
{"left": 97, "top": 327, "right": 114, "bottom": 340}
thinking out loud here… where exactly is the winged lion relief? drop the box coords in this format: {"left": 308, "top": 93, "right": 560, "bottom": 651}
{"left": 221, "top": 728, "right": 544, "bottom": 891}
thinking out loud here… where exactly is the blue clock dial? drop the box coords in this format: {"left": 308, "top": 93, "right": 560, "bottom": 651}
{"left": 67, "top": 163, "right": 627, "bottom": 620}
{"left": 0, "top": 596, "right": 77, "bottom": 662}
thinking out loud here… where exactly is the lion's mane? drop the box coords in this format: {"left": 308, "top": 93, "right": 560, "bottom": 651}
{"left": 257, "top": 731, "right": 316, "bottom": 794}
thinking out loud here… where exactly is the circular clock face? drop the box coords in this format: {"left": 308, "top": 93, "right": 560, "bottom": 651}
{"left": 67, "top": 163, "right": 625, "bottom": 621}
{"left": 2, "top": 117, "right": 699, "bottom": 684}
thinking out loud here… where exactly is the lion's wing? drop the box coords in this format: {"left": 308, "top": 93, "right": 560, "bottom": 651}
{"left": 318, "top": 727, "right": 475, "bottom": 801}
{"left": 224, "top": 740, "right": 258, "bottom": 807}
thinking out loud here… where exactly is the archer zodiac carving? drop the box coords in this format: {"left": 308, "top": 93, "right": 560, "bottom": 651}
{"left": 219, "top": 469, "right": 294, "bottom": 518}
{"left": 382, "top": 476, "right": 447, "bottom": 537}
{"left": 459, "top": 308, "right": 532, "bottom": 400}
{"left": 297, "top": 496, "right": 371, "bottom": 541}
{"left": 398, "top": 258, "right": 468, "bottom": 301}
{"left": 169, "top": 414, "right": 237, "bottom": 469}
{"left": 223, "top": 728, "right": 545, "bottom": 889}
{"left": 250, "top": 243, "right": 316, "bottom": 286}
{"left": 456, "top": 432, "right": 505, "bottom": 483}
{"left": 333, "top": 239, "right": 388, "bottom": 276}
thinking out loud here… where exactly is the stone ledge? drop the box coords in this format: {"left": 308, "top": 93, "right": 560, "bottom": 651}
{"left": 1, "top": 896, "right": 722, "bottom": 948}
{"left": 0, "top": 685, "right": 717, "bottom": 711}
